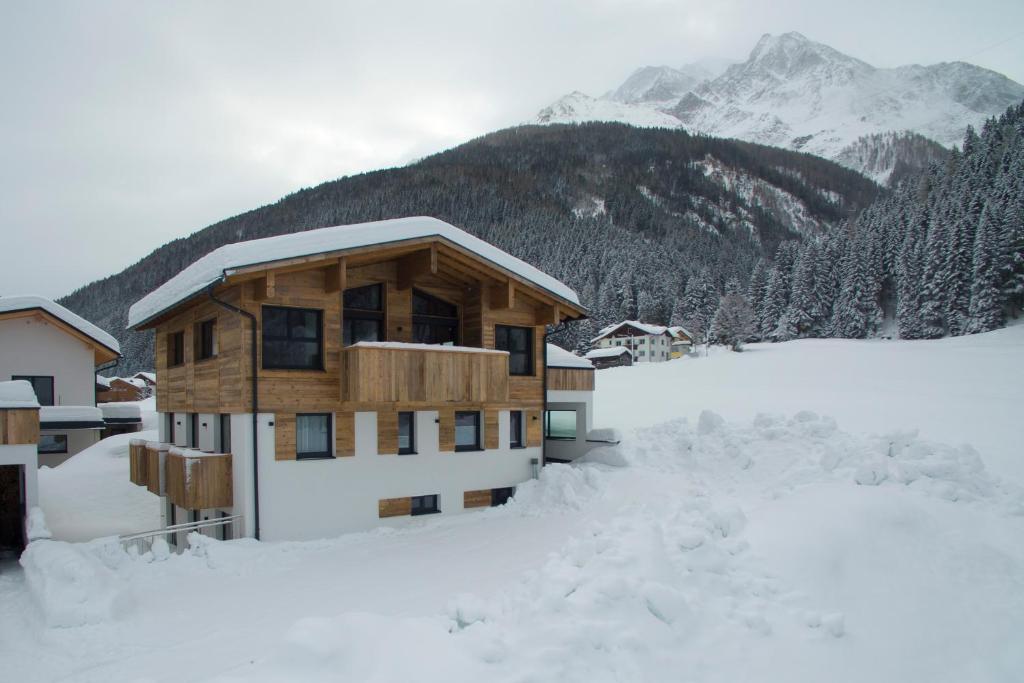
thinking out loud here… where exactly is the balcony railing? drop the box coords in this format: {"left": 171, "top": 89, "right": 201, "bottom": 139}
{"left": 165, "top": 449, "right": 233, "bottom": 510}
{"left": 340, "top": 342, "right": 509, "bottom": 404}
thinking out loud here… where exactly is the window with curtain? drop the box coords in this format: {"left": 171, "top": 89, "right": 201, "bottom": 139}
{"left": 343, "top": 284, "right": 384, "bottom": 346}
{"left": 296, "top": 413, "right": 332, "bottom": 459}
{"left": 262, "top": 306, "right": 323, "bottom": 370}
{"left": 495, "top": 325, "right": 533, "bottom": 375}
{"left": 412, "top": 289, "right": 459, "bottom": 345}
{"left": 398, "top": 412, "right": 416, "bottom": 454}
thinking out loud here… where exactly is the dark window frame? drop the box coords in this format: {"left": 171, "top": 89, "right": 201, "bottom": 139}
{"left": 492, "top": 487, "right": 515, "bottom": 507}
{"left": 196, "top": 318, "right": 217, "bottom": 361}
{"left": 509, "top": 410, "right": 524, "bottom": 449}
{"left": 455, "top": 411, "right": 481, "bottom": 452}
{"left": 295, "top": 412, "right": 333, "bottom": 460}
{"left": 398, "top": 411, "right": 416, "bottom": 455}
{"left": 412, "top": 289, "right": 460, "bottom": 345}
{"left": 410, "top": 494, "right": 440, "bottom": 516}
{"left": 544, "top": 409, "right": 578, "bottom": 441}
{"left": 167, "top": 331, "right": 185, "bottom": 367}
{"left": 166, "top": 412, "right": 175, "bottom": 444}
{"left": 261, "top": 305, "right": 324, "bottom": 371}
{"left": 189, "top": 413, "right": 199, "bottom": 448}
{"left": 11, "top": 375, "right": 54, "bottom": 406}
{"left": 495, "top": 325, "right": 534, "bottom": 376}
{"left": 343, "top": 283, "right": 385, "bottom": 347}
{"left": 219, "top": 414, "right": 232, "bottom": 453}
{"left": 38, "top": 434, "right": 68, "bottom": 454}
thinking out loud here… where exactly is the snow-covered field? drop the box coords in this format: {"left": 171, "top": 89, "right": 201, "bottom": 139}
{"left": 2, "top": 331, "right": 1022, "bottom": 682}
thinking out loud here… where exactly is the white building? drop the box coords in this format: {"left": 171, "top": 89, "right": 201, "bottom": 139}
{"left": 590, "top": 320, "right": 675, "bottom": 363}
{"left": 0, "top": 296, "right": 121, "bottom": 466}
{"left": 544, "top": 344, "right": 619, "bottom": 462}
{"left": 0, "top": 380, "right": 41, "bottom": 554}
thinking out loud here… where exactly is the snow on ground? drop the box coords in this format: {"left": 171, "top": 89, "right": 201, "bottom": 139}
{"left": 2, "top": 334, "right": 1023, "bottom": 682}
{"left": 38, "top": 398, "right": 160, "bottom": 542}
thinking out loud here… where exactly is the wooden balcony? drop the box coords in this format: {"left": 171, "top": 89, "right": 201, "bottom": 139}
{"left": 128, "top": 440, "right": 149, "bottom": 487}
{"left": 165, "top": 451, "right": 233, "bottom": 510}
{"left": 340, "top": 343, "right": 509, "bottom": 405}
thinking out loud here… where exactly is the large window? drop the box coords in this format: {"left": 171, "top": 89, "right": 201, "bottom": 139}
{"left": 343, "top": 284, "right": 384, "bottom": 346}
{"left": 544, "top": 410, "right": 577, "bottom": 440}
{"left": 410, "top": 494, "right": 439, "bottom": 516}
{"left": 412, "top": 289, "right": 459, "bottom": 345}
{"left": 495, "top": 325, "right": 533, "bottom": 375}
{"left": 455, "top": 411, "right": 481, "bottom": 452}
{"left": 398, "top": 411, "right": 416, "bottom": 455}
{"left": 167, "top": 331, "right": 185, "bottom": 367}
{"left": 262, "top": 306, "right": 323, "bottom": 370}
{"left": 296, "top": 413, "right": 332, "bottom": 459}
{"left": 12, "top": 375, "right": 53, "bottom": 406}
{"left": 38, "top": 434, "right": 67, "bottom": 454}
{"left": 196, "top": 318, "right": 217, "bottom": 360}
{"left": 509, "top": 410, "right": 524, "bottom": 449}
{"left": 189, "top": 413, "right": 199, "bottom": 448}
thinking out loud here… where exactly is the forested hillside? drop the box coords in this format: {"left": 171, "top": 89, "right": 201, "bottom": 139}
{"left": 722, "top": 101, "right": 1024, "bottom": 345}
{"left": 59, "top": 123, "right": 879, "bottom": 372}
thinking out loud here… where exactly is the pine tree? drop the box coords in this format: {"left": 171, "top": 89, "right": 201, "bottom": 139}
{"left": 967, "top": 203, "right": 1005, "bottom": 333}
{"left": 746, "top": 259, "right": 769, "bottom": 340}
{"left": 711, "top": 292, "right": 755, "bottom": 351}
{"left": 777, "top": 243, "right": 818, "bottom": 339}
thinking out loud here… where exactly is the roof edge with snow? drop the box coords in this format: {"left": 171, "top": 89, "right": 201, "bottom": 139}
{"left": 0, "top": 295, "right": 120, "bottom": 355}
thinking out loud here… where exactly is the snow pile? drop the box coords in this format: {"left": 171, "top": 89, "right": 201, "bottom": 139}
{"left": 98, "top": 402, "right": 142, "bottom": 420}
{"left": 0, "top": 379, "right": 40, "bottom": 408}
{"left": 39, "top": 405, "right": 103, "bottom": 424}
{"left": 25, "top": 507, "right": 52, "bottom": 541}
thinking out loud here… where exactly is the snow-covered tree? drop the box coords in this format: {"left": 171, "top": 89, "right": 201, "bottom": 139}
{"left": 711, "top": 292, "right": 755, "bottom": 351}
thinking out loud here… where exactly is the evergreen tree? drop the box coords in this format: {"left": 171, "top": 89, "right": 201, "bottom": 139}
{"left": 711, "top": 292, "right": 755, "bottom": 351}
{"left": 967, "top": 203, "right": 1005, "bottom": 333}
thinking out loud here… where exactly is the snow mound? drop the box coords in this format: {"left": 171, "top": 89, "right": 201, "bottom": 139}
{"left": 505, "top": 463, "right": 605, "bottom": 513}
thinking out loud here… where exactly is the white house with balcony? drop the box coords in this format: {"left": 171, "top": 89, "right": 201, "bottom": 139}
{"left": 590, "top": 320, "right": 675, "bottom": 363}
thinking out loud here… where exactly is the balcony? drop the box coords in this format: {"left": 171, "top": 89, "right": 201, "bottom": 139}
{"left": 165, "top": 449, "right": 233, "bottom": 510}
{"left": 340, "top": 342, "right": 509, "bottom": 405}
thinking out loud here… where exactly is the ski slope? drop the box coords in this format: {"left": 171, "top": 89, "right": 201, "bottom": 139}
{"left": 3, "top": 328, "right": 1022, "bottom": 682}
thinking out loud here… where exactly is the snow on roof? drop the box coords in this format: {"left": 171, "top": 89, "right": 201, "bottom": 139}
{"left": 585, "top": 347, "right": 633, "bottom": 359}
{"left": 0, "top": 295, "right": 120, "bottom": 354}
{"left": 98, "top": 403, "right": 142, "bottom": 419}
{"left": 546, "top": 344, "right": 594, "bottom": 369}
{"left": 114, "top": 377, "right": 147, "bottom": 388}
{"left": 128, "top": 217, "right": 581, "bottom": 328}
{"left": 95, "top": 375, "right": 112, "bottom": 388}
{"left": 40, "top": 406, "right": 104, "bottom": 425}
{"left": 134, "top": 371, "right": 156, "bottom": 382}
{"left": 668, "top": 326, "right": 693, "bottom": 339}
{"left": 0, "top": 380, "right": 41, "bottom": 409}
{"left": 590, "top": 320, "right": 671, "bottom": 343}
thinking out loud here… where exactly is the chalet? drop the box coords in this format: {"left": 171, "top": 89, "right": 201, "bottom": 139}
{"left": 584, "top": 346, "right": 633, "bottom": 369}
{"left": 133, "top": 371, "right": 157, "bottom": 388}
{"left": 668, "top": 326, "right": 694, "bottom": 358}
{"left": 0, "top": 381, "right": 40, "bottom": 555}
{"left": 0, "top": 296, "right": 120, "bottom": 466}
{"left": 125, "top": 217, "right": 588, "bottom": 542}
{"left": 590, "top": 320, "right": 674, "bottom": 363}
{"left": 97, "top": 376, "right": 149, "bottom": 403}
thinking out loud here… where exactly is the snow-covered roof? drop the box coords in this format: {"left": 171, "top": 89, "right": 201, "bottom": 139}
{"left": 668, "top": 326, "right": 693, "bottom": 340}
{"left": 0, "top": 295, "right": 120, "bottom": 354}
{"left": 128, "top": 217, "right": 582, "bottom": 328}
{"left": 40, "top": 406, "right": 104, "bottom": 427}
{"left": 98, "top": 403, "right": 142, "bottom": 420}
{"left": 95, "top": 375, "right": 112, "bottom": 388}
{"left": 590, "top": 320, "right": 671, "bottom": 343}
{"left": 585, "top": 347, "right": 633, "bottom": 359}
{"left": 134, "top": 371, "right": 156, "bottom": 383}
{"left": 546, "top": 344, "right": 594, "bottom": 369}
{"left": 0, "top": 380, "right": 41, "bottom": 409}
{"left": 113, "top": 377, "right": 147, "bottom": 389}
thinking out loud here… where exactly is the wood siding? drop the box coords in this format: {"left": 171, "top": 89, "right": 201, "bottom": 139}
{"left": 165, "top": 452, "right": 233, "bottom": 510}
{"left": 378, "top": 496, "right": 412, "bottom": 518}
{"left": 274, "top": 413, "right": 296, "bottom": 461}
{"left": 377, "top": 410, "right": 398, "bottom": 455}
{"left": 128, "top": 441, "right": 148, "bottom": 487}
{"left": 463, "top": 489, "right": 492, "bottom": 508}
{"left": 526, "top": 408, "right": 542, "bottom": 447}
{"left": 484, "top": 409, "right": 499, "bottom": 450}
{"left": 144, "top": 444, "right": 165, "bottom": 495}
{"left": 335, "top": 412, "right": 355, "bottom": 457}
{"left": 547, "top": 367, "right": 596, "bottom": 391}
{"left": 0, "top": 409, "right": 39, "bottom": 445}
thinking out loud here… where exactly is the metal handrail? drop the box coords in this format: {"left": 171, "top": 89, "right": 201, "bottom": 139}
{"left": 119, "top": 514, "right": 241, "bottom": 554}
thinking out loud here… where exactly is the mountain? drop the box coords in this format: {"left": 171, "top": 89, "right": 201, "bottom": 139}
{"left": 57, "top": 123, "right": 880, "bottom": 372}
{"left": 537, "top": 32, "right": 1024, "bottom": 183}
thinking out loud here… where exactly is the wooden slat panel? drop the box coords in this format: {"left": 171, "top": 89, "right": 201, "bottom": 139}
{"left": 526, "top": 408, "right": 542, "bottom": 447}
{"left": 144, "top": 445, "right": 163, "bottom": 495}
{"left": 275, "top": 413, "right": 296, "bottom": 461}
{"left": 165, "top": 452, "right": 233, "bottom": 509}
{"left": 438, "top": 408, "right": 455, "bottom": 452}
{"left": 335, "top": 411, "right": 355, "bottom": 457}
{"left": 484, "top": 409, "right": 499, "bottom": 450}
{"left": 378, "top": 496, "right": 412, "bottom": 518}
{"left": 128, "top": 442, "right": 148, "bottom": 487}
{"left": 546, "top": 368, "right": 596, "bottom": 391}
{"left": 464, "top": 489, "right": 492, "bottom": 509}
{"left": 377, "top": 410, "right": 398, "bottom": 455}
{"left": 0, "top": 409, "right": 39, "bottom": 445}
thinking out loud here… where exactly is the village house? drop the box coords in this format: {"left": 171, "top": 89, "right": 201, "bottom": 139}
{"left": 590, "top": 320, "right": 676, "bottom": 363}
{"left": 668, "top": 326, "right": 694, "bottom": 358}
{"left": 584, "top": 346, "right": 634, "bottom": 369}
{"left": 125, "top": 217, "right": 593, "bottom": 542}
{"left": 96, "top": 376, "right": 149, "bottom": 403}
{"left": 0, "top": 296, "right": 122, "bottom": 466}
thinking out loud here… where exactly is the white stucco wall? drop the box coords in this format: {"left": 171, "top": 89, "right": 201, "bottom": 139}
{"left": 596, "top": 333, "right": 670, "bottom": 363}
{"left": 545, "top": 389, "right": 597, "bottom": 462}
{"left": 0, "top": 316, "right": 97, "bottom": 406}
{"left": 37, "top": 428, "right": 99, "bottom": 467}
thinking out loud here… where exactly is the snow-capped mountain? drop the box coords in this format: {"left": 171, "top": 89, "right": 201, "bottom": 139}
{"left": 537, "top": 32, "right": 1024, "bottom": 183}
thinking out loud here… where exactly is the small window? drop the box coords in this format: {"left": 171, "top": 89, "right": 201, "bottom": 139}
{"left": 509, "top": 411, "right": 524, "bottom": 449}
{"left": 398, "top": 412, "right": 416, "bottom": 454}
{"left": 410, "top": 494, "right": 439, "bottom": 516}
{"left": 167, "top": 331, "right": 185, "bottom": 367}
{"left": 492, "top": 487, "right": 515, "bottom": 507}
{"left": 412, "top": 289, "right": 459, "bottom": 345}
{"left": 219, "top": 414, "right": 232, "bottom": 453}
{"left": 455, "top": 411, "right": 481, "bottom": 451}
{"left": 262, "top": 306, "right": 323, "bottom": 370}
{"left": 296, "top": 413, "right": 332, "bottom": 459}
{"left": 343, "top": 284, "right": 384, "bottom": 346}
{"left": 189, "top": 413, "right": 199, "bottom": 448}
{"left": 38, "top": 434, "right": 67, "bottom": 454}
{"left": 545, "top": 410, "right": 577, "bottom": 440}
{"left": 12, "top": 375, "right": 54, "bottom": 406}
{"left": 495, "top": 325, "right": 534, "bottom": 376}
{"left": 196, "top": 319, "right": 217, "bottom": 360}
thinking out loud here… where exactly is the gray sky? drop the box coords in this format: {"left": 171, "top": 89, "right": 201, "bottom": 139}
{"left": 2, "top": 0, "right": 1022, "bottom": 299}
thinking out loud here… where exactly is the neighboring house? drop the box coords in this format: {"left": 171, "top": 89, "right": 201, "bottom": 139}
{"left": 584, "top": 346, "right": 634, "bottom": 369}
{"left": 590, "top": 320, "right": 674, "bottom": 363}
{"left": 0, "top": 380, "right": 40, "bottom": 555}
{"left": 544, "top": 345, "right": 618, "bottom": 462}
{"left": 125, "top": 217, "right": 588, "bottom": 542}
{"left": 97, "top": 376, "right": 150, "bottom": 402}
{"left": 668, "top": 326, "right": 694, "bottom": 358}
{"left": 133, "top": 371, "right": 157, "bottom": 388}
{"left": 0, "top": 296, "right": 121, "bottom": 467}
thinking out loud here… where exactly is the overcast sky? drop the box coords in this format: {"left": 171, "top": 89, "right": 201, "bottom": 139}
{"left": 2, "top": 0, "right": 1022, "bottom": 299}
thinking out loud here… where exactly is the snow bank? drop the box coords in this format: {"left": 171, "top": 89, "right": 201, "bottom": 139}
{"left": 99, "top": 403, "right": 142, "bottom": 420}
{"left": 26, "top": 506, "right": 51, "bottom": 541}
{"left": 0, "top": 379, "right": 40, "bottom": 408}
{"left": 20, "top": 538, "right": 128, "bottom": 627}
{"left": 0, "top": 295, "right": 120, "bottom": 353}
{"left": 39, "top": 405, "right": 104, "bottom": 424}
